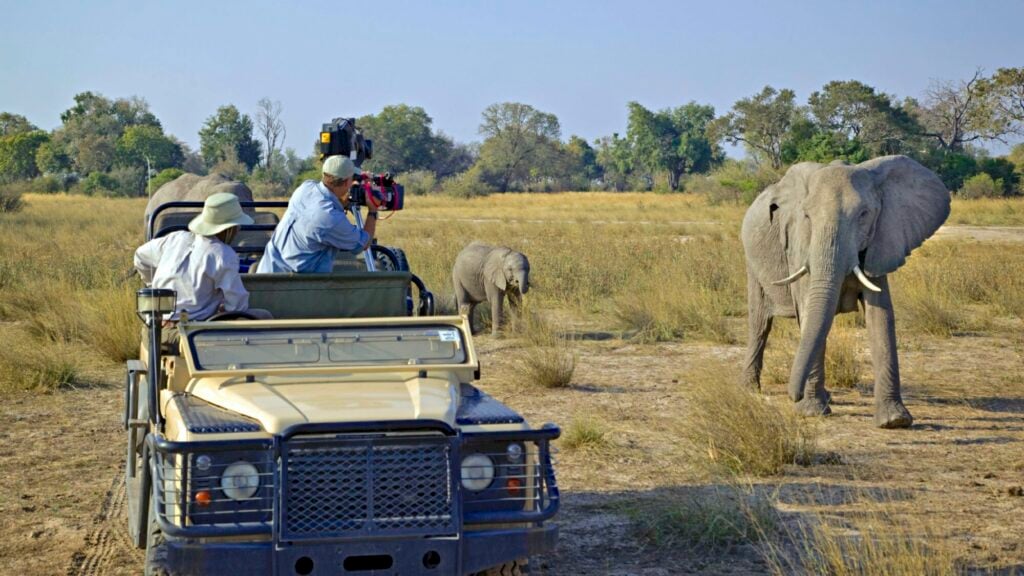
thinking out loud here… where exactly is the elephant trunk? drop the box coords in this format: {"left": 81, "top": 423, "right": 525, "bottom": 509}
{"left": 787, "top": 225, "right": 847, "bottom": 402}
{"left": 516, "top": 270, "right": 530, "bottom": 295}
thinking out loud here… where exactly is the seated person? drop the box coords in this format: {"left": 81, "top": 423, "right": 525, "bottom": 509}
{"left": 256, "top": 155, "right": 379, "bottom": 274}
{"left": 135, "top": 193, "right": 272, "bottom": 347}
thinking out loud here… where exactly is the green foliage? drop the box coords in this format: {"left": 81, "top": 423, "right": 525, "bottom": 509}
{"left": 115, "top": 124, "right": 183, "bottom": 171}
{"left": 978, "top": 157, "right": 1018, "bottom": 195}
{"left": 198, "top": 104, "right": 261, "bottom": 171}
{"left": 476, "top": 102, "right": 561, "bottom": 191}
{"left": 781, "top": 124, "right": 868, "bottom": 165}
{"left": 441, "top": 164, "right": 493, "bottom": 198}
{"left": 147, "top": 168, "right": 184, "bottom": 194}
{"left": 935, "top": 152, "right": 978, "bottom": 191}
{"left": 958, "top": 172, "right": 1002, "bottom": 199}
{"left": 34, "top": 140, "right": 71, "bottom": 174}
{"left": 709, "top": 86, "right": 800, "bottom": 169}
{"left": 626, "top": 101, "right": 722, "bottom": 190}
{"left": 0, "top": 112, "right": 38, "bottom": 137}
{"left": 59, "top": 92, "right": 161, "bottom": 174}
{"left": 358, "top": 104, "right": 443, "bottom": 174}
{"left": 595, "top": 133, "right": 633, "bottom": 191}
{"left": 0, "top": 130, "right": 49, "bottom": 182}
{"left": 108, "top": 166, "right": 146, "bottom": 197}
{"left": 399, "top": 170, "right": 438, "bottom": 195}
{"left": 807, "top": 80, "right": 920, "bottom": 156}
{"left": 78, "top": 171, "right": 119, "bottom": 196}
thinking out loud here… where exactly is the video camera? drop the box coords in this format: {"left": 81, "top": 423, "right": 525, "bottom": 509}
{"left": 320, "top": 117, "right": 404, "bottom": 212}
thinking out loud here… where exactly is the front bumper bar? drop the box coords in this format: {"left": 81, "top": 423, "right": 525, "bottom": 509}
{"left": 158, "top": 524, "right": 558, "bottom": 576}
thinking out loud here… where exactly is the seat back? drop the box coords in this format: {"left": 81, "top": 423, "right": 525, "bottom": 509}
{"left": 242, "top": 272, "right": 411, "bottom": 319}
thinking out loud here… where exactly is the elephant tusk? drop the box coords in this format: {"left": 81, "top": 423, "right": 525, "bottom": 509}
{"left": 771, "top": 265, "right": 809, "bottom": 286}
{"left": 853, "top": 265, "right": 882, "bottom": 292}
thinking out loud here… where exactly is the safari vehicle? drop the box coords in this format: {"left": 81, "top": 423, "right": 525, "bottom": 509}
{"left": 123, "top": 200, "right": 560, "bottom": 576}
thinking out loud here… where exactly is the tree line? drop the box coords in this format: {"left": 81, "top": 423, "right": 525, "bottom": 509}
{"left": 1, "top": 68, "right": 1022, "bottom": 201}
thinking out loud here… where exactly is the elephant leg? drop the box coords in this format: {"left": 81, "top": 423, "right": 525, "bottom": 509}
{"left": 863, "top": 275, "right": 912, "bottom": 429}
{"left": 507, "top": 290, "right": 523, "bottom": 331}
{"left": 490, "top": 296, "right": 504, "bottom": 337}
{"left": 795, "top": 342, "right": 831, "bottom": 416}
{"left": 742, "top": 269, "right": 773, "bottom": 390}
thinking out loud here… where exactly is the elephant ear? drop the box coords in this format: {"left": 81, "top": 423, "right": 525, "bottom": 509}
{"left": 484, "top": 248, "right": 509, "bottom": 291}
{"left": 861, "top": 155, "right": 950, "bottom": 277}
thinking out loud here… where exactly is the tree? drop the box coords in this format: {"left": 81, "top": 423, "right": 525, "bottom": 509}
{"left": 709, "top": 86, "right": 800, "bottom": 169}
{"left": 626, "top": 101, "right": 721, "bottom": 190}
{"left": 984, "top": 67, "right": 1024, "bottom": 135}
{"left": 358, "top": 105, "right": 441, "bottom": 174}
{"left": 0, "top": 113, "right": 38, "bottom": 137}
{"left": 115, "top": 124, "right": 184, "bottom": 172}
{"left": 595, "top": 133, "right": 633, "bottom": 191}
{"left": 255, "top": 98, "right": 286, "bottom": 172}
{"left": 57, "top": 91, "right": 162, "bottom": 174}
{"left": 477, "top": 102, "right": 561, "bottom": 191}
{"left": 198, "top": 105, "right": 261, "bottom": 171}
{"left": 807, "top": 80, "right": 920, "bottom": 156}
{"left": 780, "top": 117, "right": 868, "bottom": 164}
{"left": 0, "top": 130, "right": 49, "bottom": 182}
{"left": 430, "top": 133, "right": 476, "bottom": 178}
{"left": 913, "top": 70, "right": 1009, "bottom": 152}
{"left": 34, "top": 139, "right": 71, "bottom": 175}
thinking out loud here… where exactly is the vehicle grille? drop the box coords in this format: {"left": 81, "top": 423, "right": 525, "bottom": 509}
{"left": 281, "top": 435, "right": 456, "bottom": 540}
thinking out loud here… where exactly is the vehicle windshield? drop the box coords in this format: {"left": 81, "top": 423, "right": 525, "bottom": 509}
{"left": 188, "top": 325, "right": 466, "bottom": 371}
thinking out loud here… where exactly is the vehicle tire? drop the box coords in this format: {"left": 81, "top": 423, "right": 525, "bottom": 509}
{"left": 144, "top": 491, "right": 171, "bottom": 576}
{"left": 374, "top": 246, "right": 410, "bottom": 272}
{"left": 473, "top": 559, "right": 528, "bottom": 576}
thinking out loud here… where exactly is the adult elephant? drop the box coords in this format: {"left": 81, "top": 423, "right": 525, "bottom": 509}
{"left": 741, "top": 156, "right": 950, "bottom": 429}
{"left": 144, "top": 173, "right": 254, "bottom": 237}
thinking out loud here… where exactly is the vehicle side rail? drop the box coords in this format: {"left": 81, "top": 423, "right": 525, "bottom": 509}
{"left": 147, "top": 200, "right": 289, "bottom": 240}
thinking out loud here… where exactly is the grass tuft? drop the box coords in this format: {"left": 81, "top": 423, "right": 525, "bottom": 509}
{"left": 678, "top": 362, "right": 818, "bottom": 477}
{"left": 561, "top": 416, "right": 608, "bottom": 451}
{"left": 512, "top": 311, "right": 576, "bottom": 388}
{"left": 826, "top": 324, "right": 861, "bottom": 389}
{"left": 0, "top": 326, "right": 82, "bottom": 392}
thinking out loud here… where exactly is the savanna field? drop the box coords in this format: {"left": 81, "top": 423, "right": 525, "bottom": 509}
{"left": 1, "top": 192, "right": 1024, "bottom": 575}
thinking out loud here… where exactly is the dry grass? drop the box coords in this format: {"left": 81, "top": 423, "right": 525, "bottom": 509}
{"left": 0, "top": 325, "right": 81, "bottom": 392}
{"left": 511, "top": 310, "right": 577, "bottom": 388}
{"left": 561, "top": 416, "right": 609, "bottom": 451}
{"left": 826, "top": 324, "right": 862, "bottom": 389}
{"left": 678, "top": 362, "right": 819, "bottom": 477}
{"left": 627, "top": 486, "right": 778, "bottom": 551}
{"left": 765, "top": 502, "right": 960, "bottom": 576}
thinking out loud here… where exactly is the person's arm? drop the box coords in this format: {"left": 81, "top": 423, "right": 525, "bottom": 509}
{"left": 317, "top": 210, "right": 372, "bottom": 253}
{"left": 133, "top": 237, "right": 166, "bottom": 284}
{"left": 216, "top": 250, "right": 250, "bottom": 313}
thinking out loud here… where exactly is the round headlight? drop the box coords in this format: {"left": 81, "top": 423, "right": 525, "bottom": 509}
{"left": 195, "top": 455, "right": 212, "bottom": 472}
{"left": 221, "top": 461, "right": 260, "bottom": 500}
{"left": 506, "top": 443, "right": 523, "bottom": 462}
{"left": 460, "top": 454, "right": 495, "bottom": 491}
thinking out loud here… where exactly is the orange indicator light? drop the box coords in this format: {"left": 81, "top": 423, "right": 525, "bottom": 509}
{"left": 195, "top": 490, "right": 212, "bottom": 506}
{"left": 506, "top": 478, "right": 523, "bottom": 497}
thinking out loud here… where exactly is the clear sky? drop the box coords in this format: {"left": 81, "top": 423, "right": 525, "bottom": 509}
{"left": 2, "top": 0, "right": 1022, "bottom": 155}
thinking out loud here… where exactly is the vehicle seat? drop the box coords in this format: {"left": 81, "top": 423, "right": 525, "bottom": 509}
{"left": 241, "top": 272, "right": 412, "bottom": 318}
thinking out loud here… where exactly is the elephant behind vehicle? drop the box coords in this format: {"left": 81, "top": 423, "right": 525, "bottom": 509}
{"left": 452, "top": 242, "right": 530, "bottom": 336}
{"left": 145, "top": 173, "right": 255, "bottom": 236}
{"left": 740, "top": 155, "right": 950, "bottom": 429}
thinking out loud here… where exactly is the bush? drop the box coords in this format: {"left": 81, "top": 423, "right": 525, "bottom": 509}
{"left": 249, "top": 179, "right": 288, "bottom": 198}
{"left": 400, "top": 170, "right": 438, "bottom": 195}
{"left": 0, "top": 184, "right": 24, "bottom": 213}
{"left": 685, "top": 160, "right": 780, "bottom": 205}
{"left": 109, "top": 166, "right": 146, "bottom": 197}
{"left": 958, "top": 172, "right": 1002, "bottom": 199}
{"left": 627, "top": 488, "right": 777, "bottom": 551}
{"left": 78, "top": 171, "right": 119, "bottom": 196}
{"left": 561, "top": 416, "right": 608, "bottom": 451}
{"left": 677, "top": 362, "right": 818, "bottom": 477}
{"left": 147, "top": 168, "right": 184, "bottom": 194}
{"left": 441, "top": 165, "right": 493, "bottom": 198}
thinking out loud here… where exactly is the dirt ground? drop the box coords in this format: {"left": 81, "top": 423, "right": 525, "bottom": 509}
{"left": 0, "top": 321, "right": 1022, "bottom": 575}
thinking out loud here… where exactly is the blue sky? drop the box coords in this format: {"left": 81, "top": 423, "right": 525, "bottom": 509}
{"left": 2, "top": 0, "right": 1022, "bottom": 155}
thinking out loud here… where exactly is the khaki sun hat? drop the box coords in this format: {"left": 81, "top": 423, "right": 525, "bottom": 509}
{"left": 187, "top": 193, "right": 254, "bottom": 236}
{"left": 322, "top": 155, "right": 362, "bottom": 180}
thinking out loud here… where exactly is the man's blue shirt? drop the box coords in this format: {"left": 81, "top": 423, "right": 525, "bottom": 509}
{"left": 256, "top": 180, "right": 369, "bottom": 274}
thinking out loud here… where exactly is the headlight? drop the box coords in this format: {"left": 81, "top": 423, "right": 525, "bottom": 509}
{"left": 506, "top": 443, "right": 523, "bottom": 462}
{"left": 221, "top": 461, "right": 260, "bottom": 500}
{"left": 460, "top": 454, "right": 495, "bottom": 491}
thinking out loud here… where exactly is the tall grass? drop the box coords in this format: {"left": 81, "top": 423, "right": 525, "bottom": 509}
{"left": 826, "top": 324, "right": 861, "bottom": 389}
{"left": 677, "top": 362, "right": 818, "bottom": 477}
{"left": 0, "top": 325, "right": 82, "bottom": 392}
{"left": 511, "top": 311, "right": 577, "bottom": 389}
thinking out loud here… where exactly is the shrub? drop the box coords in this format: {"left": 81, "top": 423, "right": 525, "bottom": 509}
{"left": 677, "top": 362, "right": 818, "bottom": 477}
{"left": 441, "top": 165, "right": 493, "bottom": 198}
{"left": 400, "top": 170, "right": 438, "bottom": 195}
{"left": 958, "top": 172, "right": 1002, "bottom": 199}
{"left": 0, "top": 184, "right": 24, "bottom": 213}
{"left": 147, "top": 168, "right": 184, "bottom": 194}
{"left": 109, "top": 166, "right": 146, "bottom": 197}
{"left": 79, "top": 171, "right": 119, "bottom": 196}
{"left": 689, "top": 160, "right": 780, "bottom": 205}
{"left": 249, "top": 179, "right": 288, "bottom": 198}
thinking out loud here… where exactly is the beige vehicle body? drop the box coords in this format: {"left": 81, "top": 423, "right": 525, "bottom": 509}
{"left": 125, "top": 197, "right": 559, "bottom": 576}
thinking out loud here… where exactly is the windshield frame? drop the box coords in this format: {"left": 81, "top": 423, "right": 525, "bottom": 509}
{"left": 178, "top": 316, "right": 478, "bottom": 378}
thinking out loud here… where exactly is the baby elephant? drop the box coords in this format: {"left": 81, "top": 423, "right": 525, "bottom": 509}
{"left": 452, "top": 242, "right": 530, "bottom": 336}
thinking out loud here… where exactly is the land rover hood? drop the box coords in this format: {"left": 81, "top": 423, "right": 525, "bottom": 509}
{"left": 187, "top": 375, "right": 458, "bottom": 434}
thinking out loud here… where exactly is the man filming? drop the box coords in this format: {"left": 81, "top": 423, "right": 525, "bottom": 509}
{"left": 256, "top": 155, "right": 378, "bottom": 274}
